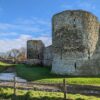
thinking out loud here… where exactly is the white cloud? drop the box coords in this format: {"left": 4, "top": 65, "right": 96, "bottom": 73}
{"left": 15, "top": 17, "right": 51, "bottom": 27}
{"left": 0, "top": 23, "right": 14, "bottom": 30}
{"left": 0, "top": 34, "right": 32, "bottom": 52}
{"left": 18, "top": 34, "right": 32, "bottom": 41}
{"left": 0, "top": 34, "right": 52, "bottom": 52}
{"left": 33, "top": 36, "right": 52, "bottom": 46}
{"left": 0, "top": 17, "right": 51, "bottom": 35}
{"left": 0, "top": 23, "right": 44, "bottom": 33}
{"left": 0, "top": 32, "right": 18, "bottom": 36}
{"left": 0, "top": 17, "right": 51, "bottom": 52}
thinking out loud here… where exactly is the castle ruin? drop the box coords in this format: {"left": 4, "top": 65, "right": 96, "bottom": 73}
{"left": 27, "top": 40, "right": 44, "bottom": 65}
{"left": 27, "top": 10, "right": 100, "bottom": 76}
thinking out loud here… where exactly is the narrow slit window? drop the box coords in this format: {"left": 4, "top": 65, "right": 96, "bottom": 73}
{"left": 73, "top": 19, "right": 76, "bottom": 28}
{"left": 74, "top": 62, "right": 77, "bottom": 70}
{"left": 88, "top": 49, "right": 90, "bottom": 60}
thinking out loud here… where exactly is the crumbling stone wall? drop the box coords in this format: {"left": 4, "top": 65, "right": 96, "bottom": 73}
{"left": 27, "top": 40, "right": 45, "bottom": 65}
{"left": 43, "top": 45, "right": 53, "bottom": 66}
{"left": 26, "top": 10, "right": 100, "bottom": 76}
{"left": 52, "top": 10, "right": 100, "bottom": 75}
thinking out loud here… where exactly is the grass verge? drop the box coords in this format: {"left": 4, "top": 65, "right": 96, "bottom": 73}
{"left": 0, "top": 61, "right": 14, "bottom": 72}
{"left": 0, "top": 88, "right": 100, "bottom": 100}
{"left": 0, "top": 62, "right": 100, "bottom": 86}
{"left": 15, "top": 64, "right": 100, "bottom": 86}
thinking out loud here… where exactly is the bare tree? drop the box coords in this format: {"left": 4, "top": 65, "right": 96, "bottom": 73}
{"left": 17, "top": 47, "right": 27, "bottom": 62}
{"left": 9, "top": 49, "right": 20, "bottom": 63}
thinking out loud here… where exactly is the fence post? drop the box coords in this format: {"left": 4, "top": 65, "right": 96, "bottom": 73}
{"left": 13, "top": 76, "right": 16, "bottom": 99}
{"left": 63, "top": 78, "right": 67, "bottom": 100}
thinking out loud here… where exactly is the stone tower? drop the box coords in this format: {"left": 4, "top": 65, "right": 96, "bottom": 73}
{"left": 43, "top": 45, "right": 53, "bottom": 66}
{"left": 52, "top": 10, "right": 100, "bottom": 75}
{"left": 27, "top": 40, "right": 44, "bottom": 65}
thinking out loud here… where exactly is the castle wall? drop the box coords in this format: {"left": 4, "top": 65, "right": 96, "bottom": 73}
{"left": 52, "top": 10, "right": 100, "bottom": 75}
{"left": 26, "top": 10, "right": 100, "bottom": 76}
{"left": 27, "top": 40, "right": 45, "bottom": 65}
{"left": 43, "top": 45, "right": 53, "bottom": 66}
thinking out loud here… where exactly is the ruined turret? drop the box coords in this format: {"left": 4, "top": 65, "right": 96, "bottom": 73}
{"left": 52, "top": 10, "right": 100, "bottom": 75}
{"left": 27, "top": 40, "right": 45, "bottom": 65}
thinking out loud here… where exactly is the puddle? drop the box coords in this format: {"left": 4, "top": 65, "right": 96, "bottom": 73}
{"left": 0, "top": 73, "right": 27, "bottom": 82}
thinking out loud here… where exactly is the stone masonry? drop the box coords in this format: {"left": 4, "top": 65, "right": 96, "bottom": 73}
{"left": 52, "top": 10, "right": 100, "bottom": 75}
{"left": 43, "top": 45, "right": 53, "bottom": 66}
{"left": 27, "top": 40, "right": 44, "bottom": 65}
{"left": 27, "top": 10, "right": 100, "bottom": 76}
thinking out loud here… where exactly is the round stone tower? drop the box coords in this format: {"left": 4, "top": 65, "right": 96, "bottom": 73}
{"left": 52, "top": 10, "right": 99, "bottom": 75}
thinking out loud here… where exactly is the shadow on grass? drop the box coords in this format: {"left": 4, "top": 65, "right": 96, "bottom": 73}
{"left": 15, "top": 64, "right": 100, "bottom": 82}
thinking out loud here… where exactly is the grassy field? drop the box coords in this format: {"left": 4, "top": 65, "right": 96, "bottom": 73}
{"left": 0, "top": 88, "right": 99, "bottom": 100}
{"left": 15, "top": 64, "right": 100, "bottom": 86}
{"left": 0, "top": 62, "right": 100, "bottom": 99}
{"left": 0, "top": 61, "right": 100, "bottom": 86}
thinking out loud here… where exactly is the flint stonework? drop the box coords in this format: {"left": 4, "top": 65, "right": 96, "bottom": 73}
{"left": 52, "top": 10, "right": 100, "bottom": 75}
{"left": 27, "top": 40, "right": 44, "bottom": 65}
{"left": 27, "top": 10, "right": 100, "bottom": 76}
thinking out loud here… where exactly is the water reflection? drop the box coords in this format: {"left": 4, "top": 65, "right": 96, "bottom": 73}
{"left": 0, "top": 73, "right": 27, "bottom": 82}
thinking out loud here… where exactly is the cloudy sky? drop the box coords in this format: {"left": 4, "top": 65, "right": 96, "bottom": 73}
{"left": 0, "top": 0, "right": 100, "bottom": 52}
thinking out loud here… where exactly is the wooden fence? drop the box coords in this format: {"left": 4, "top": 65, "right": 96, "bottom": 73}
{"left": 0, "top": 77, "right": 67, "bottom": 100}
{"left": 0, "top": 78, "right": 100, "bottom": 99}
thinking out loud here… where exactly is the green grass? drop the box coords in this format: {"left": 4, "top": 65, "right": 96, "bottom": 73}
{"left": 15, "top": 64, "right": 100, "bottom": 86}
{"left": 0, "top": 61, "right": 14, "bottom": 72}
{"left": 16, "top": 64, "right": 54, "bottom": 81}
{"left": 0, "top": 61, "right": 12, "bottom": 66}
{"left": 0, "top": 88, "right": 99, "bottom": 100}
{"left": 0, "top": 61, "right": 100, "bottom": 86}
{"left": 0, "top": 62, "right": 100, "bottom": 99}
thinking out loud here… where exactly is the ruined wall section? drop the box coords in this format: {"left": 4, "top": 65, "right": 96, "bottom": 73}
{"left": 43, "top": 45, "right": 53, "bottom": 66}
{"left": 52, "top": 10, "right": 99, "bottom": 75}
{"left": 27, "top": 40, "right": 45, "bottom": 65}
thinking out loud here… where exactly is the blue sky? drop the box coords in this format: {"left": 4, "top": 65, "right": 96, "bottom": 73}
{"left": 0, "top": 0, "right": 100, "bottom": 52}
